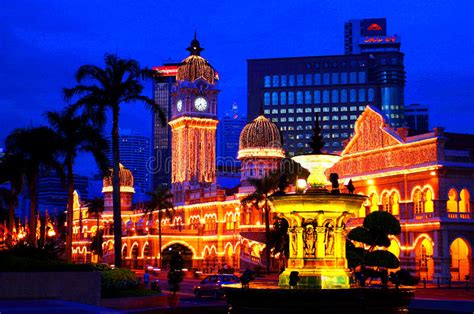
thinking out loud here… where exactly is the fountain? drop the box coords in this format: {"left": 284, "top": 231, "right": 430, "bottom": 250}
{"left": 276, "top": 153, "right": 362, "bottom": 289}
{"left": 224, "top": 153, "right": 414, "bottom": 313}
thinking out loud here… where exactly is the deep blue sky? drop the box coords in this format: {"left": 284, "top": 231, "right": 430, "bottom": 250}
{"left": 1, "top": 0, "right": 473, "bottom": 175}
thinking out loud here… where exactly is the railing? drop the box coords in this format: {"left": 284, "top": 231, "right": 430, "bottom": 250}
{"left": 414, "top": 212, "right": 434, "bottom": 220}
{"left": 447, "top": 212, "right": 472, "bottom": 219}
{"left": 242, "top": 252, "right": 261, "bottom": 264}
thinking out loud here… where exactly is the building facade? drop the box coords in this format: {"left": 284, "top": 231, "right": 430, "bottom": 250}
{"left": 330, "top": 106, "right": 473, "bottom": 282}
{"left": 38, "top": 174, "right": 88, "bottom": 214}
{"left": 218, "top": 103, "right": 247, "bottom": 167}
{"left": 71, "top": 39, "right": 472, "bottom": 284}
{"left": 248, "top": 18, "right": 405, "bottom": 155}
{"left": 151, "top": 63, "right": 180, "bottom": 190}
{"left": 107, "top": 130, "right": 151, "bottom": 197}
{"left": 344, "top": 18, "right": 401, "bottom": 55}
{"left": 405, "top": 103, "right": 430, "bottom": 135}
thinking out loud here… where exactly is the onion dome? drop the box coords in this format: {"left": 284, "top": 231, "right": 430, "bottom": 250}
{"left": 238, "top": 115, "right": 285, "bottom": 159}
{"left": 176, "top": 33, "right": 217, "bottom": 84}
{"left": 102, "top": 163, "right": 135, "bottom": 193}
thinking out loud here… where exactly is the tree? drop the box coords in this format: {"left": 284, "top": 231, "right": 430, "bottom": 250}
{"left": 47, "top": 110, "right": 108, "bottom": 262}
{"left": 5, "top": 127, "right": 62, "bottom": 244}
{"left": 64, "top": 54, "right": 166, "bottom": 267}
{"left": 167, "top": 250, "right": 184, "bottom": 296}
{"left": 241, "top": 174, "right": 280, "bottom": 274}
{"left": 87, "top": 197, "right": 105, "bottom": 261}
{"left": 0, "top": 154, "right": 23, "bottom": 234}
{"left": 347, "top": 211, "right": 401, "bottom": 286}
{"left": 144, "top": 186, "right": 174, "bottom": 268}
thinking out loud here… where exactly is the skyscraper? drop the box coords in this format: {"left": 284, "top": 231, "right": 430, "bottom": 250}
{"left": 218, "top": 103, "right": 247, "bottom": 166}
{"left": 37, "top": 174, "right": 89, "bottom": 214}
{"left": 344, "top": 18, "right": 400, "bottom": 55}
{"left": 247, "top": 18, "right": 405, "bottom": 156}
{"left": 106, "top": 129, "right": 151, "bottom": 195}
{"left": 151, "top": 62, "right": 180, "bottom": 190}
{"left": 405, "top": 103, "right": 430, "bottom": 135}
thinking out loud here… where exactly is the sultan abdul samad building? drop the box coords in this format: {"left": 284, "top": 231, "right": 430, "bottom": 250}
{"left": 72, "top": 37, "right": 473, "bottom": 283}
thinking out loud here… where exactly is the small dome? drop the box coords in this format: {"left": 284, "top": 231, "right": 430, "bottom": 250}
{"left": 176, "top": 55, "right": 216, "bottom": 84}
{"left": 176, "top": 34, "right": 217, "bottom": 84}
{"left": 102, "top": 163, "right": 135, "bottom": 193}
{"left": 238, "top": 115, "right": 285, "bottom": 159}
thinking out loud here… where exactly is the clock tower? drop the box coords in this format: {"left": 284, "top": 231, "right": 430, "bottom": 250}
{"left": 169, "top": 34, "right": 219, "bottom": 198}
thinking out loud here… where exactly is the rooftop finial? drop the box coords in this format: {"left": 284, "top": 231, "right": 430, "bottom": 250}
{"left": 308, "top": 113, "right": 325, "bottom": 154}
{"left": 186, "top": 31, "right": 204, "bottom": 56}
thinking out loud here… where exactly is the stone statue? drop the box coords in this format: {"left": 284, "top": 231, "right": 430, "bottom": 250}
{"left": 303, "top": 224, "right": 316, "bottom": 257}
{"left": 325, "top": 222, "right": 335, "bottom": 256}
{"left": 290, "top": 228, "right": 298, "bottom": 257}
{"left": 329, "top": 173, "right": 340, "bottom": 194}
{"left": 346, "top": 179, "right": 355, "bottom": 194}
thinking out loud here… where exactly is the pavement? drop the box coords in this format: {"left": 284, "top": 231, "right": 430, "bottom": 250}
{"left": 0, "top": 299, "right": 120, "bottom": 314}
{"left": 1, "top": 272, "right": 474, "bottom": 314}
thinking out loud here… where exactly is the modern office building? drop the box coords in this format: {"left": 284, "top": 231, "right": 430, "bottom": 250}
{"left": 344, "top": 18, "right": 401, "bottom": 55}
{"left": 151, "top": 62, "right": 180, "bottom": 190}
{"left": 218, "top": 103, "right": 247, "bottom": 166}
{"left": 37, "top": 174, "right": 89, "bottom": 214}
{"left": 405, "top": 103, "right": 430, "bottom": 135}
{"left": 248, "top": 18, "right": 405, "bottom": 156}
{"left": 106, "top": 129, "right": 151, "bottom": 195}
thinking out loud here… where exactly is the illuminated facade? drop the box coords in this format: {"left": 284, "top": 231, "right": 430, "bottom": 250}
{"left": 71, "top": 37, "right": 268, "bottom": 271}
{"left": 330, "top": 105, "right": 474, "bottom": 282}
{"left": 71, "top": 39, "right": 471, "bottom": 282}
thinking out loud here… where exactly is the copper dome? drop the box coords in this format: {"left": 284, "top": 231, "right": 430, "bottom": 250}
{"left": 238, "top": 116, "right": 285, "bottom": 159}
{"left": 176, "top": 35, "right": 217, "bottom": 84}
{"left": 176, "top": 55, "right": 216, "bottom": 84}
{"left": 102, "top": 163, "right": 135, "bottom": 193}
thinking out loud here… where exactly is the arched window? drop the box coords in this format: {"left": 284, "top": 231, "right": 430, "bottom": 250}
{"left": 447, "top": 188, "right": 458, "bottom": 212}
{"left": 382, "top": 192, "right": 391, "bottom": 212}
{"left": 391, "top": 193, "right": 400, "bottom": 216}
{"left": 424, "top": 189, "right": 434, "bottom": 213}
{"left": 459, "top": 189, "right": 470, "bottom": 213}
{"left": 370, "top": 193, "right": 379, "bottom": 212}
{"left": 413, "top": 189, "right": 424, "bottom": 214}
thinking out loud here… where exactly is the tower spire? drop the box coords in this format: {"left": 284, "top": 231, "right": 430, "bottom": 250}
{"left": 186, "top": 32, "right": 204, "bottom": 56}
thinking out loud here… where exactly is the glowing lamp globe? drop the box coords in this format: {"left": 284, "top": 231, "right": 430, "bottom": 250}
{"left": 292, "top": 154, "right": 341, "bottom": 188}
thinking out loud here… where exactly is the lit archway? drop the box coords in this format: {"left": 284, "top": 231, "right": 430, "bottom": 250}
{"left": 161, "top": 243, "right": 193, "bottom": 270}
{"left": 416, "top": 238, "right": 434, "bottom": 280}
{"left": 224, "top": 243, "right": 234, "bottom": 268}
{"left": 450, "top": 238, "right": 471, "bottom": 281}
{"left": 369, "top": 193, "right": 379, "bottom": 213}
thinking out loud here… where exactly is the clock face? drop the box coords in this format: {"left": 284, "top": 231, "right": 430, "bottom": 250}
{"left": 194, "top": 97, "right": 208, "bottom": 111}
{"left": 176, "top": 100, "right": 183, "bottom": 112}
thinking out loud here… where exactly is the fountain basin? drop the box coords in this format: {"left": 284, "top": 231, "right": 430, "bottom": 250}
{"left": 272, "top": 192, "right": 366, "bottom": 289}
{"left": 224, "top": 284, "right": 415, "bottom": 314}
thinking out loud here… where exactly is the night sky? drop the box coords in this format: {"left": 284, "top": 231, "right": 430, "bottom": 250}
{"left": 1, "top": 0, "right": 473, "bottom": 175}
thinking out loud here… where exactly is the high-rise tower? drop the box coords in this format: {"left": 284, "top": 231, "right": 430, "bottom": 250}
{"left": 169, "top": 35, "right": 220, "bottom": 202}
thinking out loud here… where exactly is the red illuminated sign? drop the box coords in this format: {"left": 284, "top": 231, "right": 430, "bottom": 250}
{"left": 152, "top": 66, "right": 179, "bottom": 77}
{"left": 363, "top": 36, "right": 397, "bottom": 43}
{"left": 367, "top": 23, "right": 383, "bottom": 31}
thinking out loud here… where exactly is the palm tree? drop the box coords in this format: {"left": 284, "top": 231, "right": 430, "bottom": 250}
{"left": 241, "top": 174, "right": 280, "bottom": 274}
{"left": 87, "top": 197, "right": 105, "bottom": 261}
{"left": 64, "top": 54, "right": 166, "bottom": 267}
{"left": 0, "top": 153, "right": 24, "bottom": 233}
{"left": 144, "top": 186, "right": 174, "bottom": 268}
{"left": 87, "top": 197, "right": 105, "bottom": 231}
{"left": 46, "top": 110, "right": 108, "bottom": 262}
{"left": 5, "top": 127, "right": 62, "bottom": 244}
